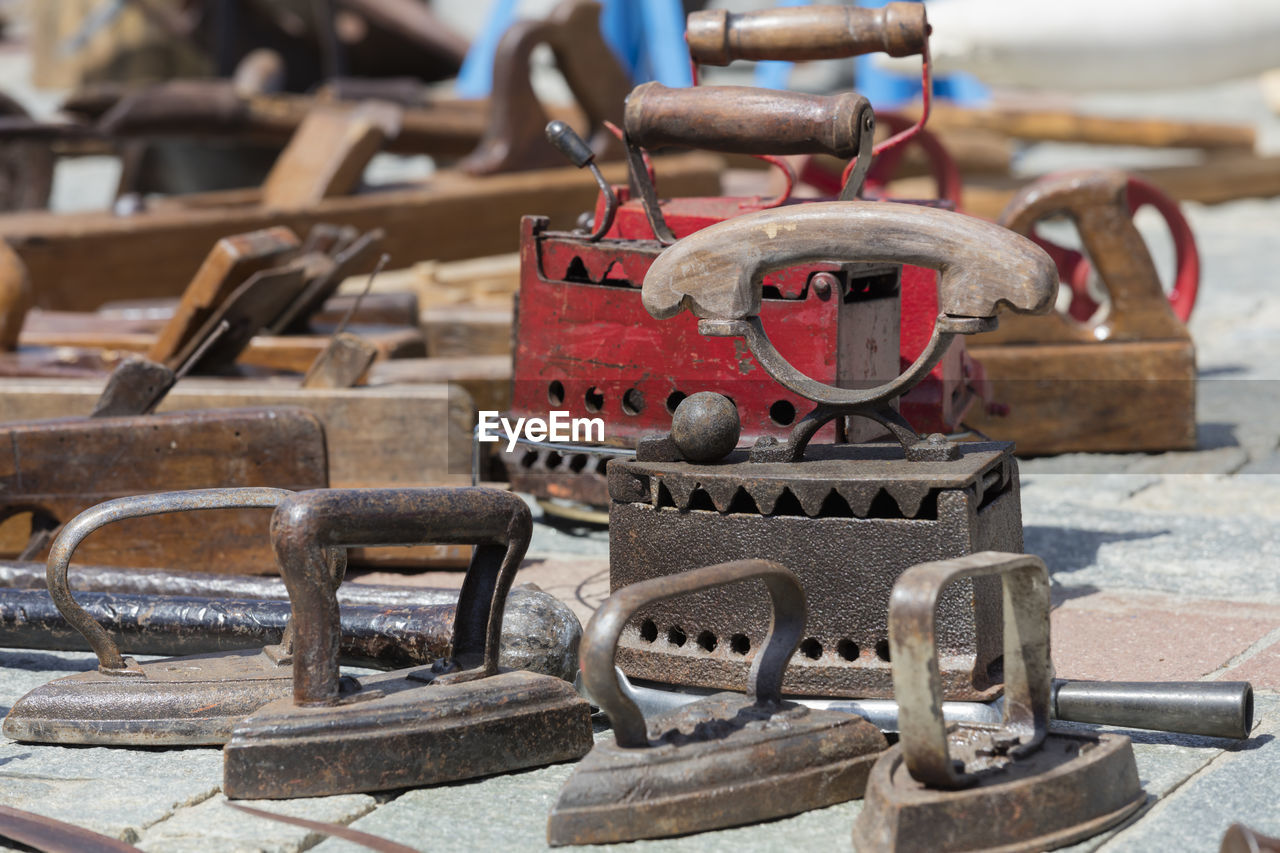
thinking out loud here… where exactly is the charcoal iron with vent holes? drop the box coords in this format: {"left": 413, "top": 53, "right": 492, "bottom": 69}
{"left": 608, "top": 202, "right": 1058, "bottom": 700}
{"left": 549, "top": 559, "right": 887, "bottom": 846}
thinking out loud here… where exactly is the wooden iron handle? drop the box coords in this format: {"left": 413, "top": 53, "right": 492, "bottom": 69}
{"left": 643, "top": 201, "right": 1057, "bottom": 323}
{"left": 625, "top": 82, "right": 871, "bottom": 159}
{"left": 686, "top": 3, "right": 928, "bottom": 66}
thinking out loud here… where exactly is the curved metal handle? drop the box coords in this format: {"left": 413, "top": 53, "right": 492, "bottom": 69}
{"left": 582, "top": 559, "right": 804, "bottom": 749}
{"left": 270, "top": 487, "right": 532, "bottom": 706}
{"left": 889, "top": 551, "right": 1052, "bottom": 790}
{"left": 645, "top": 201, "right": 1057, "bottom": 323}
{"left": 624, "top": 83, "right": 873, "bottom": 160}
{"left": 687, "top": 3, "right": 928, "bottom": 65}
{"left": 45, "top": 487, "right": 296, "bottom": 674}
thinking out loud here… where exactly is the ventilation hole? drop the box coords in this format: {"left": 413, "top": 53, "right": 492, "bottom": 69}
{"left": 800, "top": 638, "right": 823, "bottom": 659}
{"left": 730, "top": 634, "right": 751, "bottom": 655}
{"left": 687, "top": 487, "right": 716, "bottom": 512}
{"left": 725, "top": 487, "right": 761, "bottom": 515}
{"left": 520, "top": 450, "right": 538, "bottom": 468}
{"left": 547, "top": 380, "right": 565, "bottom": 406}
{"left": 545, "top": 451, "right": 563, "bottom": 469}
{"left": 771, "top": 489, "right": 806, "bottom": 517}
{"left": 665, "top": 390, "right": 687, "bottom": 414}
{"left": 584, "top": 386, "right": 604, "bottom": 413}
{"left": 594, "top": 457, "right": 609, "bottom": 475}
{"left": 837, "top": 639, "right": 860, "bottom": 661}
{"left": 696, "top": 631, "right": 718, "bottom": 653}
{"left": 564, "top": 256, "right": 591, "bottom": 282}
{"left": 769, "top": 399, "right": 796, "bottom": 426}
{"left": 866, "top": 489, "right": 905, "bottom": 519}
{"left": 568, "top": 454, "right": 588, "bottom": 473}
{"left": 667, "top": 626, "right": 687, "bottom": 647}
{"left": 875, "top": 639, "right": 891, "bottom": 662}
{"left": 639, "top": 619, "right": 657, "bottom": 643}
{"left": 622, "top": 388, "right": 645, "bottom": 416}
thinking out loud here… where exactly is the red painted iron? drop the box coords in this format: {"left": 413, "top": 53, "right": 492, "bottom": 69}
{"left": 3, "top": 488, "right": 304, "bottom": 746}
{"left": 223, "top": 487, "right": 593, "bottom": 799}
{"left": 548, "top": 559, "right": 887, "bottom": 846}
{"left": 503, "top": 4, "right": 986, "bottom": 513}
{"left": 852, "top": 552, "right": 1144, "bottom": 852}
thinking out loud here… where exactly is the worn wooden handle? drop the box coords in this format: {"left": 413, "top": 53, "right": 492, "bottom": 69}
{"left": 643, "top": 201, "right": 1057, "bottom": 322}
{"left": 625, "top": 82, "right": 870, "bottom": 158}
{"left": 686, "top": 3, "right": 928, "bottom": 66}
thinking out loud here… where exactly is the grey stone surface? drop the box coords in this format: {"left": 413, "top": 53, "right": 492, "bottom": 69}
{"left": 1022, "top": 501, "right": 1280, "bottom": 601}
{"left": 1096, "top": 695, "right": 1280, "bottom": 852}
{"left": 136, "top": 794, "right": 378, "bottom": 853}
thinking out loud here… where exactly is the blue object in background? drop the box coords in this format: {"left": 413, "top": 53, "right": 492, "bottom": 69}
{"left": 456, "top": 0, "right": 691, "bottom": 98}
{"left": 854, "top": 0, "right": 988, "bottom": 107}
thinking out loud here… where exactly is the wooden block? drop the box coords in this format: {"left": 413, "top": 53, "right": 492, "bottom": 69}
{"left": 0, "top": 240, "right": 30, "bottom": 350}
{"left": 7, "top": 153, "right": 723, "bottom": 312}
{"left": 147, "top": 227, "right": 299, "bottom": 364}
{"left": 420, "top": 305, "right": 513, "bottom": 357}
{"left": 260, "top": 103, "right": 401, "bottom": 209}
{"left": 0, "top": 376, "right": 473, "bottom": 489}
{"left": 368, "top": 355, "right": 512, "bottom": 411}
{"left": 0, "top": 407, "right": 328, "bottom": 573}
{"left": 965, "top": 340, "right": 1196, "bottom": 455}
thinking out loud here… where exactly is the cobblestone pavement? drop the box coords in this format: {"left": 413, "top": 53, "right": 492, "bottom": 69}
{"left": 1, "top": 55, "right": 1279, "bottom": 853}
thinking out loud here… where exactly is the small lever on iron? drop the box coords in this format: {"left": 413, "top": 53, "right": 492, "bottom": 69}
{"left": 545, "top": 119, "right": 617, "bottom": 241}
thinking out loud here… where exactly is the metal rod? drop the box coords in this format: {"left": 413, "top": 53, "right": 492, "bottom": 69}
{"left": 607, "top": 672, "right": 1254, "bottom": 740}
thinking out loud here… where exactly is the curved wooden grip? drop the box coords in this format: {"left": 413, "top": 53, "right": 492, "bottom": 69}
{"left": 998, "top": 169, "right": 1175, "bottom": 329}
{"left": 624, "top": 82, "right": 870, "bottom": 159}
{"left": 643, "top": 201, "right": 1057, "bottom": 322}
{"left": 687, "top": 3, "right": 928, "bottom": 66}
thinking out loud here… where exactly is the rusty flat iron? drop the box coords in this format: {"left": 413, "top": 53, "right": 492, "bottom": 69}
{"left": 608, "top": 202, "right": 1056, "bottom": 700}
{"left": 548, "top": 559, "right": 887, "bottom": 845}
{"left": 223, "top": 488, "right": 593, "bottom": 798}
{"left": 3, "top": 488, "right": 313, "bottom": 746}
{"left": 852, "top": 552, "right": 1145, "bottom": 852}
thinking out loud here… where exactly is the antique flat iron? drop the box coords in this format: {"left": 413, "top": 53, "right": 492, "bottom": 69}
{"left": 608, "top": 201, "right": 1056, "bottom": 700}
{"left": 852, "top": 551, "right": 1145, "bottom": 852}
{"left": 223, "top": 487, "right": 593, "bottom": 799}
{"left": 3, "top": 487, "right": 306, "bottom": 746}
{"left": 549, "top": 559, "right": 887, "bottom": 845}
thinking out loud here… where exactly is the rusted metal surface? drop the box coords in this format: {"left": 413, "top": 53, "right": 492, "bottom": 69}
{"left": 0, "top": 408, "right": 329, "bottom": 573}
{"left": 609, "top": 443, "right": 1021, "bottom": 699}
{"left": 0, "top": 559, "right": 582, "bottom": 681}
{"left": 3, "top": 488, "right": 302, "bottom": 746}
{"left": 88, "top": 357, "right": 175, "bottom": 416}
{"left": 607, "top": 202, "right": 1053, "bottom": 699}
{"left": 852, "top": 552, "right": 1145, "bottom": 852}
{"left": 0, "top": 588, "right": 580, "bottom": 677}
{"left": 224, "top": 488, "right": 592, "bottom": 799}
{"left": 686, "top": 2, "right": 928, "bottom": 65}
{"left": 550, "top": 560, "right": 887, "bottom": 845}
{"left": 0, "top": 804, "right": 139, "bottom": 852}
